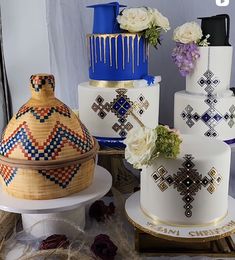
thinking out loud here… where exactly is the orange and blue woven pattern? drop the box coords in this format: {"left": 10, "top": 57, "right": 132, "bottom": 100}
{"left": 0, "top": 164, "right": 17, "bottom": 186}
{"left": 30, "top": 74, "right": 55, "bottom": 92}
{"left": 39, "top": 164, "right": 81, "bottom": 188}
{"left": 16, "top": 104, "right": 71, "bottom": 123}
{"left": 0, "top": 121, "right": 93, "bottom": 160}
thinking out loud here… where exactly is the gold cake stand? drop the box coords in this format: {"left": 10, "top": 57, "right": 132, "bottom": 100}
{"left": 126, "top": 191, "right": 235, "bottom": 257}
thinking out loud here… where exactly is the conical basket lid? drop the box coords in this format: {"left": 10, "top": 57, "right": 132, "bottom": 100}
{"left": 0, "top": 74, "right": 98, "bottom": 166}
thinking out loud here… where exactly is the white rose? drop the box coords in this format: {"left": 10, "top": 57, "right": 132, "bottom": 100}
{"left": 173, "top": 22, "right": 203, "bottom": 44}
{"left": 117, "top": 7, "right": 152, "bottom": 33}
{"left": 150, "top": 8, "right": 170, "bottom": 31}
{"left": 124, "top": 127, "right": 157, "bottom": 169}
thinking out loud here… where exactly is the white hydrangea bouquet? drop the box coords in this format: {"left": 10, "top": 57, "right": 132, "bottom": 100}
{"left": 172, "top": 22, "right": 210, "bottom": 76}
{"left": 124, "top": 125, "right": 182, "bottom": 169}
{"left": 117, "top": 7, "right": 170, "bottom": 48}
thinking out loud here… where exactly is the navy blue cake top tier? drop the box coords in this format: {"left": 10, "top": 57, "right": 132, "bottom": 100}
{"left": 87, "top": 2, "right": 149, "bottom": 81}
{"left": 87, "top": 2, "right": 126, "bottom": 34}
{"left": 198, "top": 14, "right": 230, "bottom": 46}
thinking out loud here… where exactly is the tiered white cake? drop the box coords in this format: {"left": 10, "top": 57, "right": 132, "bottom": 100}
{"left": 78, "top": 3, "right": 165, "bottom": 142}
{"left": 140, "top": 134, "right": 231, "bottom": 225}
{"left": 174, "top": 46, "right": 235, "bottom": 142}
{"left": 79, "top": 80, "right": 160, "bottom": 139}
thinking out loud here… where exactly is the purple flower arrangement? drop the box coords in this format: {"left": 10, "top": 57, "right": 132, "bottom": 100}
{"left": 172, "top": 42, "right": 200, "bottom": 77}
{"left": 172, "top": 21, "right": 210, "bottom": 76}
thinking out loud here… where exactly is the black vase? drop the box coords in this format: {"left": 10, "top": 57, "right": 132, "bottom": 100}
{"left": 198, "top": 14, "right": 230, "bottom": 46}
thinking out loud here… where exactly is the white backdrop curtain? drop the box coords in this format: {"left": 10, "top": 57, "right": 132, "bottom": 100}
{"left": 0, "top": 7, "right": 12, "bottom": 134}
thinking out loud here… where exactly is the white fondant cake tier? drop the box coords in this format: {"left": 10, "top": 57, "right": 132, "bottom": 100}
{"left": 140, "top": 134, "right": 231, "bottom": 225}
{"left": 186, "top": 47, "right": 233, "bottom": 95}
{"left": 78, "top": 81, "right": 160, "bottom": 138}
{"left": 174, "top": 90, "right": 235, "bottom": 141}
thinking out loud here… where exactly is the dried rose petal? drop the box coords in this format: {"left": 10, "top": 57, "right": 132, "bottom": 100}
{"left": 39, "top": 234, "right": 70, "bottom": 250}
{"left": 89, "top": 200, "right": 115, "bottom": 222}
{"left": 91, "top": 234, "right": 118, "bottom": 260}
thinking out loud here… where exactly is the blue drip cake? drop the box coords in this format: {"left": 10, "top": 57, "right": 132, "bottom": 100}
{"left": 79, "top": 2, "right": 162, "bottom": 148}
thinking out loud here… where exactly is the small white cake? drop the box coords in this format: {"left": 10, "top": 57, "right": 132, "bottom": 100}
{"left": 140, "top": 134, "right": 231, "bottom": 225}
{"left": 174, "top": 90, "right": 235, "bottom": 142}
{"left": 78, "top": 79, "right": 160, "bottom": 138}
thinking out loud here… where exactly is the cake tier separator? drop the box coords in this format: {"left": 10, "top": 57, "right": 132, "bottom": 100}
{"left": 0, "top": 165, "right": 112, "bottom": 238}
{"left": 125, "top": 191, "right": 235, "bottom": 243}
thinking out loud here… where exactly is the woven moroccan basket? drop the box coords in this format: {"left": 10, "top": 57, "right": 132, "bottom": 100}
{"left": 0, "top": 74, "right": 99, "bottom": 200}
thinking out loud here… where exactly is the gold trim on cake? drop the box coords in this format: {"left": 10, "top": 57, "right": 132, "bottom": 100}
{"left": 89, "top": 80, "right": 134, "bottom": 88}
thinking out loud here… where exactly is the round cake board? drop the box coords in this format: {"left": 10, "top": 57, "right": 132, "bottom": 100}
{"left": 125, "top": 191, "right": 235, "bottom": 243}
{"left": 0, "top": 165, "right": 112, "bottom": 238}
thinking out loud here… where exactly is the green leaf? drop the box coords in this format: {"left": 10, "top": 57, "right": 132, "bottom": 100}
{"left": 153, "top": 126, "right": 182, "bottom": 159}
{"left": 143, "top": 25, "right": 162, "bottom": 48}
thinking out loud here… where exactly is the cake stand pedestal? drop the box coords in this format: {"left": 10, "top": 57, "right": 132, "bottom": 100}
{"left": 126, "top": 191, "right": 235, "bottom": 257}
{"left": 0, "top": 165, "right": 112, "bottom": 239}
{"left": 98, "top": 147, "right": 139, "bottom": 194}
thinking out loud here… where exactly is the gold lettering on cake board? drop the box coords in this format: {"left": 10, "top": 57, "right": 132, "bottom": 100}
{"left": 189, "top": 221, "right": 235, "bottom": 237}
{"left": 146, "top": 221, "right": 235, "bottom": 239}
{"left": 147, "top": 222, "right": 180, "bottom": 236}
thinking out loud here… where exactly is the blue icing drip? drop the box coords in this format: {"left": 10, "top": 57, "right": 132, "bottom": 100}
{"left": 89, "top": 35, "right": 148, "bottom": 81}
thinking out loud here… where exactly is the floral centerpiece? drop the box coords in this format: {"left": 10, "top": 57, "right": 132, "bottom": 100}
{"left": 172, "top": 22, "right": 210, "bottom": 76}
{"left": 124, "top": 125, "right": 182, "bottom": 169}
{"left": 117, "top": 7, "right": 170, "bottom": 48}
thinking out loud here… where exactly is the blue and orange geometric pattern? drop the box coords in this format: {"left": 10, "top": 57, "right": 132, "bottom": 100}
{"left": 39, "top": 164, "right": 81, "bottom": 188}
{"left": 0, "top": 121, "right": 93, "bottom": 160}
{"left": 92, "top": 89, "right": 149, "bottom": 137}
{"left": 0, "top": 164, "right": 18, "bottom": 186}
{"left": 110, "top": 89, "right": 133, "bottom": 119}
{"left": 16, "top": 104, "right": 71, "bottom": 123}
{"left": 30, "top": 74, "right": 55, "bottom": 92}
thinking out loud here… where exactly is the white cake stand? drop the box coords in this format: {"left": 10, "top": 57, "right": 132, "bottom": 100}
{"left": 126, "top": 191, "right": 235, "bottom": 243}
{"left": 0, "top": 165, "right": 112, "bottom": 239}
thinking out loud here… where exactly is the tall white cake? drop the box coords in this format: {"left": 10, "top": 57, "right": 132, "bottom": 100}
{"left": 174, "top": 17, "right": 235, "bottom": 143}
{"left": 140, "top": 134, "right": 231, "bottom": 225}
{"left": 174, "top": 46, "right": 234, "bottom": 142}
